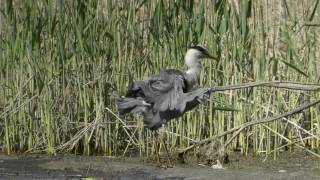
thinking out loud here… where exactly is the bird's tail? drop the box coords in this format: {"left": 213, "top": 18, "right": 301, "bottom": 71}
{"left": 116, "top": 96, "right": 151, "bottom": 116}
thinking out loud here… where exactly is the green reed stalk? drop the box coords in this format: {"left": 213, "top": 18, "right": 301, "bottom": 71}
{"left": 0, "top": 0, "right": 319, "bottom": 160}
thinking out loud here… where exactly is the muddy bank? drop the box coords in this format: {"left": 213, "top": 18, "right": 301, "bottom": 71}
{"left": 0, "top": 153, "right": 319, "bottom": 180}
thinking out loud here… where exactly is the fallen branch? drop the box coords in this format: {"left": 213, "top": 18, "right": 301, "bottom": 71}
{"left": 262, "top": 124, "right": 320, "bottom": 158}
{"left": 209, "top": 81, "right": 320, "bottom": 92}
{"left": 178, "top": 98, "right": 320, "bottom": 155}
{"left": 302, "top": 22, "right": 320, "bottom": 27}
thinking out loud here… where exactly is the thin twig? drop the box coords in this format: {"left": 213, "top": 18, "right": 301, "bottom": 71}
{"left": 222, "top": 99, "right": 320, "bottom": 149}
{"left": 209, "top": 81, "right": 320, "bottom": 92}
{"left": 262, "top": 124, "right": 320, "bottom": 158}
{"left": 302, "top": 22, "right": 320, "bottom": 27}
{"left": 105, "top": 107, "right": 139, "bottom": 146}
{"left": 178, "top": 99, "right": 320, "bottom": 155}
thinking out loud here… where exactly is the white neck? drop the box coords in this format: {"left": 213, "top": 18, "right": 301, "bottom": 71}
{"left": 184, "top": 49, "right": 202, "bottom": 87}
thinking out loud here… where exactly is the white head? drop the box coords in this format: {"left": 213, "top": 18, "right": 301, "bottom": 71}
{"left": 184, "top": 45, "right": 217, "bottom": 86}
{"left": 185, "top": 45, "right": 215, "bottom": 68}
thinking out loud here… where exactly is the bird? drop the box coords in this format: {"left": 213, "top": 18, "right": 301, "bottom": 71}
{"left": 116, "top": 45, "right": 217, "bottom": 166}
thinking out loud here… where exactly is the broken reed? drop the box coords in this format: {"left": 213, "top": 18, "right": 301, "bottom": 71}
{"left": 0, "top": 0, "right": 319, "bottom": 158}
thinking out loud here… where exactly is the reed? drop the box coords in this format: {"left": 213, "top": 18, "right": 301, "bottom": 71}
{"left": 0, "top": 0, "right": 319, "bottom": 159}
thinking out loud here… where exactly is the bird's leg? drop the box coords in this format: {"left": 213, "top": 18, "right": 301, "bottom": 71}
{"left": 196, "top": 88, "right": 210, "bottom": 103}
{"left": 160, "top": 132, "right": 173, "bottom": 168}
{"left": 184, "top": 88, "right": 210, "bottom": 103}
{"left": 183, "top": 88, "right": 211, "bottom": 113}
{"left": 154, "top": 131, "right": 161, "bottom": 164}
{"left": 154, "top": 130, "right": 173, "bottom": 168}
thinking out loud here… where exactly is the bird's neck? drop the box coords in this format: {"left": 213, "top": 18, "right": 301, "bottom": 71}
{"left": 185, "top": 60, "right": 201, "bottom": 87}
{"left": 184, "top": 49, "right": 202, "bottom": 88}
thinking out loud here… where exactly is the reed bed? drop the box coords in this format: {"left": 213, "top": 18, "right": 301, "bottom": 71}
{"left": 0, "top": 0, "right": 319, "bottom": 160}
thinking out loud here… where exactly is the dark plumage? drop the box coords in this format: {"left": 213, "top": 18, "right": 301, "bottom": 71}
{"left": 117, "top": 70, "right": 209, "bottom": 130}
{"left": 116, "top": 45, "right": 216, "bottom": 130}
{"left": 189, "top": 45, "right": 209, "bottom": 55}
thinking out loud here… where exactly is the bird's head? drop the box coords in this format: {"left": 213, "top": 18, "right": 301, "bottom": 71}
{"left": 185, "top": 45, "right": 217, "bottom": 67}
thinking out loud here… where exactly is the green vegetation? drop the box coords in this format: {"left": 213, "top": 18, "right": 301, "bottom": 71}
{"left": 0, "top": 0, "right": 319, "bottom": 160}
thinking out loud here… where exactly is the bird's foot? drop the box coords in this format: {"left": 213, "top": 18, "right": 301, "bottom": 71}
{"left": 142, "top": 100, "right": 151, "bottom": 106}
{"left": 197, "top": 92, "right": 210, "bottom": 103}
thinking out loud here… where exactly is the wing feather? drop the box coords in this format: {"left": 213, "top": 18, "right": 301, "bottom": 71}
{"left": 146, "top": 70, "right": 185, "bottom": 112}
{"left": 117, "top": 69, "right": 212, "bottom": 131}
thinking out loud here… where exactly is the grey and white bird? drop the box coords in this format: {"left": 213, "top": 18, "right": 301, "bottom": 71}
{"left": 116, "top": 45, "right": 217, "bottom": 130}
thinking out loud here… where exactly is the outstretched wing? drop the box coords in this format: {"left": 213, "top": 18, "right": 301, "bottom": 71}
{"left": 117, "top": 69, "right": 187, "bottom": 116}
{"left": 117, "top": 69, "right": 211, "bottom": 131}
{"left": 144, "top": 70, "right": 186, "bottom": 112}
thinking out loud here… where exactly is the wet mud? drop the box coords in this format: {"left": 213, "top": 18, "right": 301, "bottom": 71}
{"left": 0, "top": 152, "right": 319, "bottom": 180}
